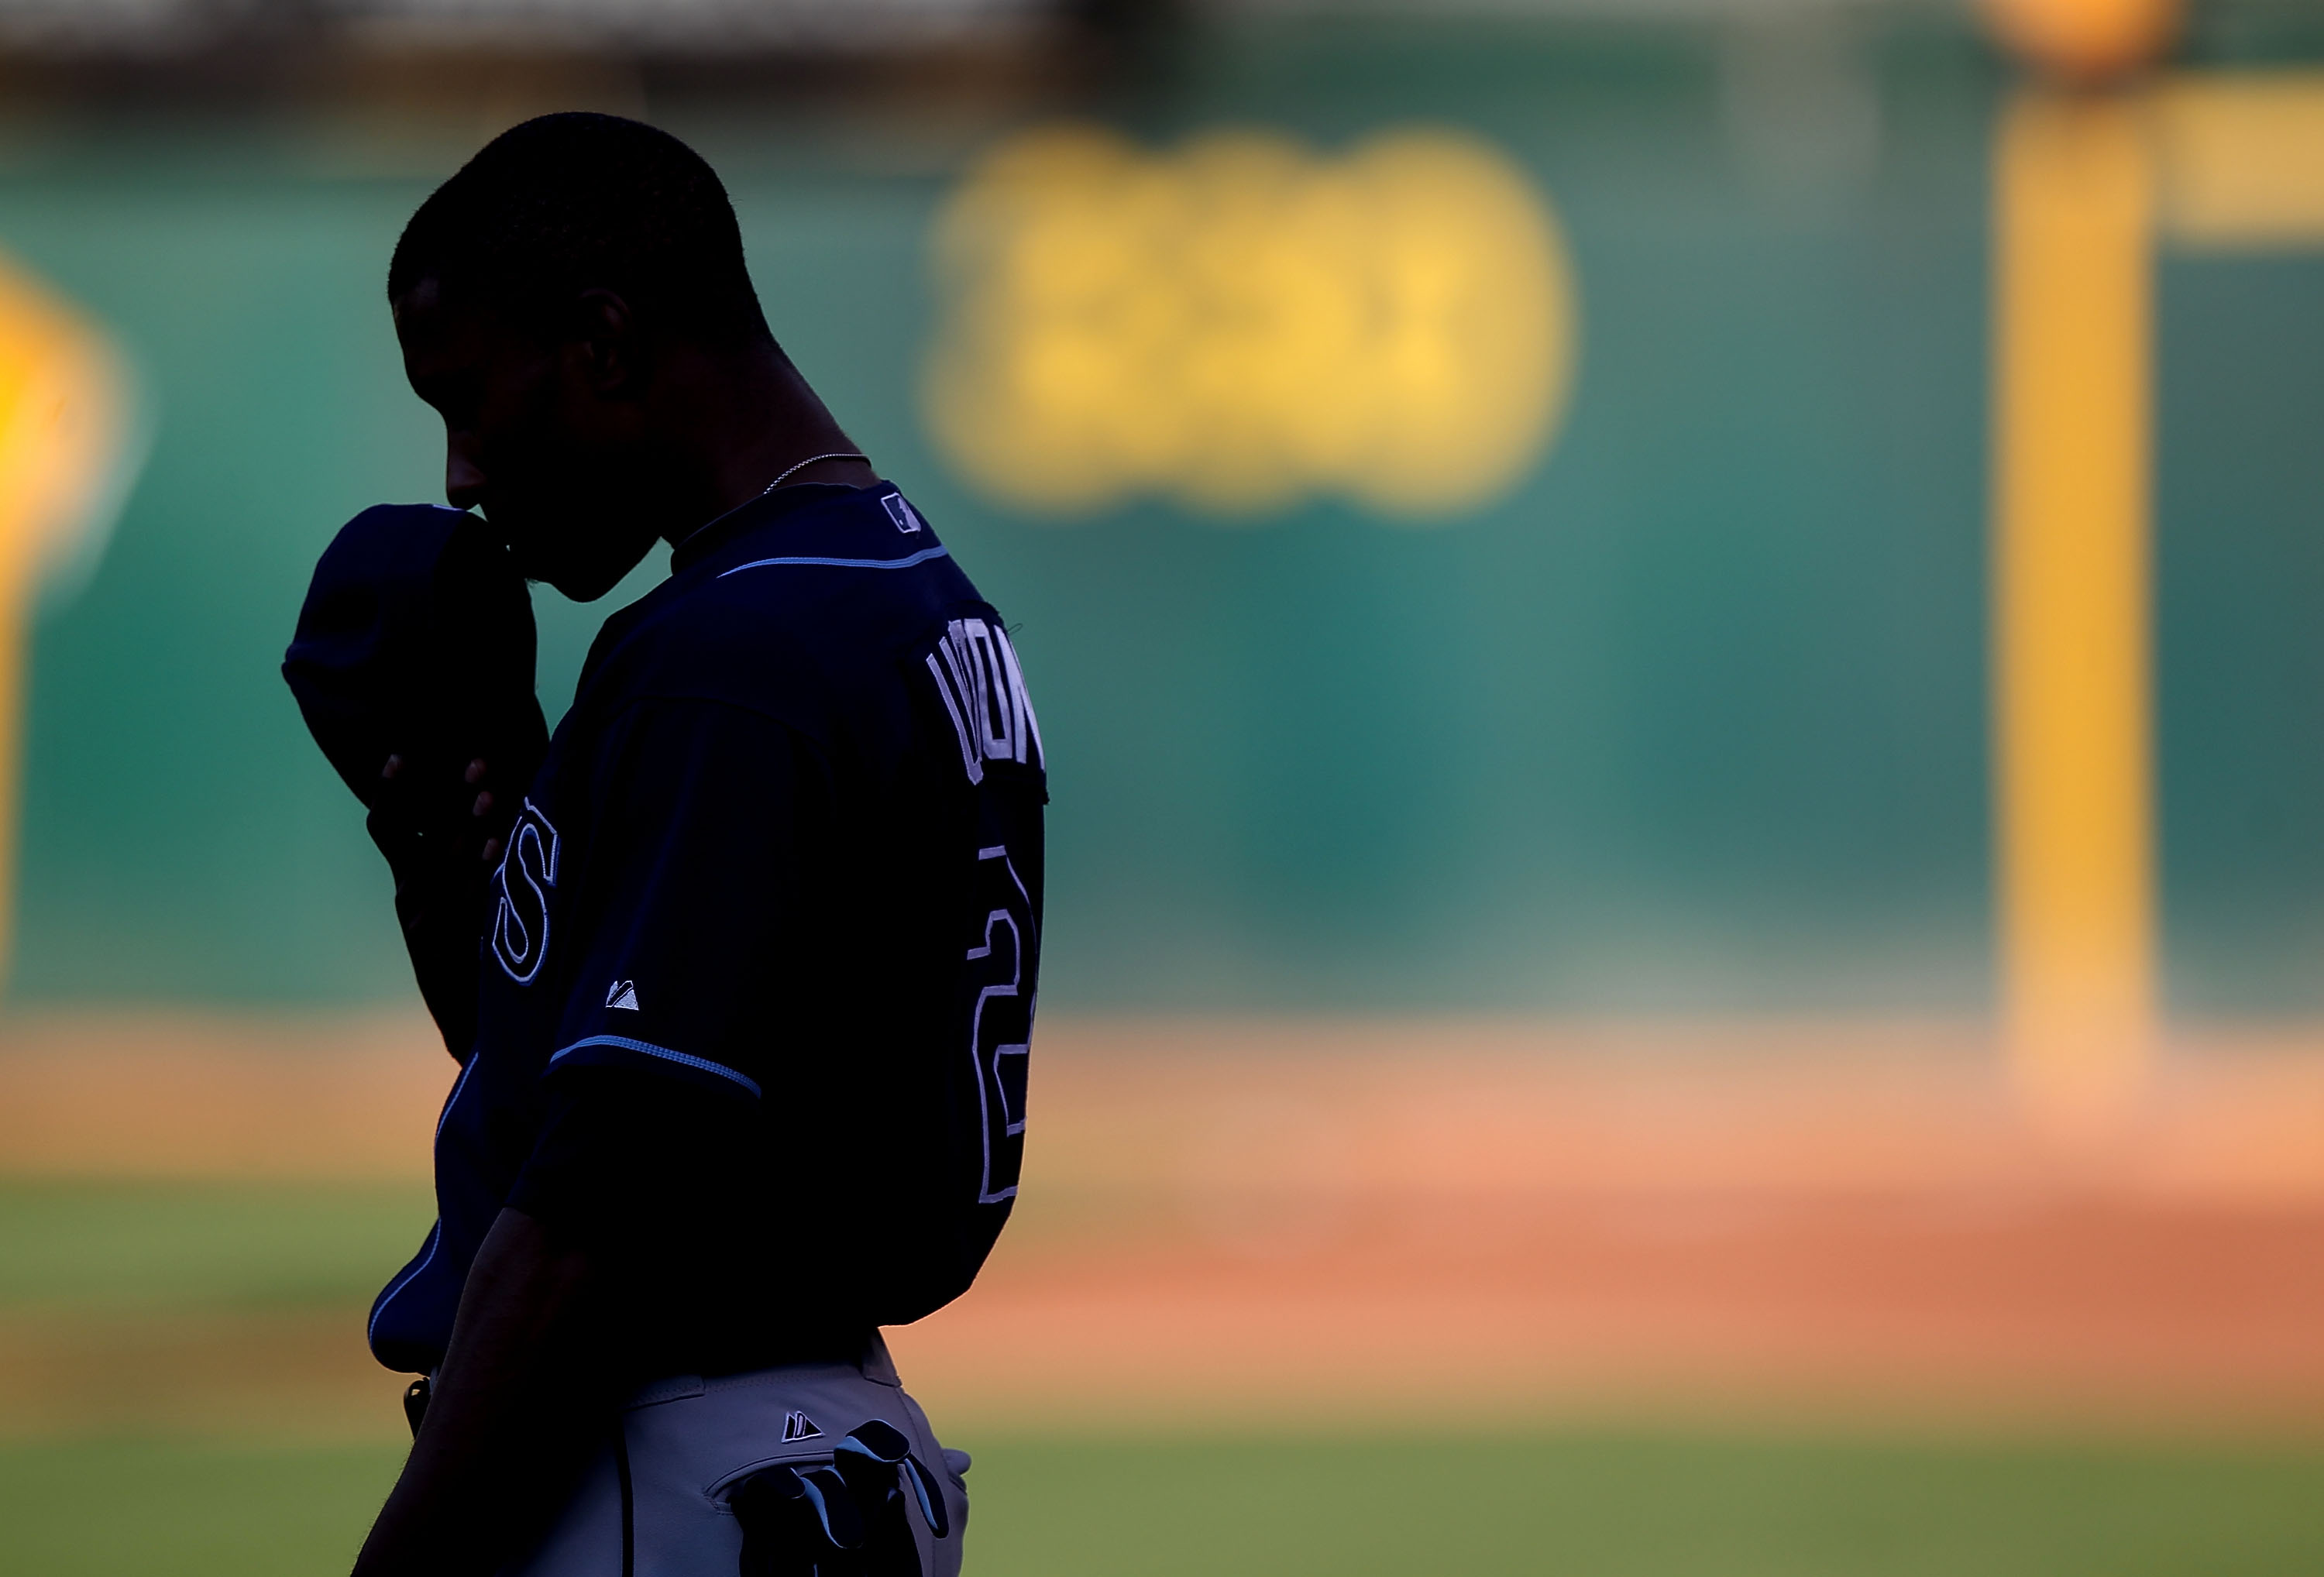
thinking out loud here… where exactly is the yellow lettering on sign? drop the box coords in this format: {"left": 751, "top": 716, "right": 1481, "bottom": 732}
{"left": 923, "top": 126, "right": 1578, "bottom": 521}
{"left": 0, "top": 256, "right": 133, "bottom": 983}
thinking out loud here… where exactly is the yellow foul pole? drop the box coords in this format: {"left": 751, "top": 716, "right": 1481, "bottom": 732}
{"left": 1992, "top": 90, "right": 2157, "bottom": 1121}
{"left": 0, "top": 260, "right": 132, "bottom": 990}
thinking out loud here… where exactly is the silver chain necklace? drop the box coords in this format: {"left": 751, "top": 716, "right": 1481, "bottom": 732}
{"left": 760, "top": 451, "right": 867, "bottom": 497}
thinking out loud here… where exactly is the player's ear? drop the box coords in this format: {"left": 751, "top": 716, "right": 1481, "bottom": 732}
{"left": 568, "top": 287, "right": 644, "bottom": 398}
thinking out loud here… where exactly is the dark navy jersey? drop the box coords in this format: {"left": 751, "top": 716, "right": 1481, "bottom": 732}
{"left": 366, "top": 482, "right": 1045, "bottom": 1376}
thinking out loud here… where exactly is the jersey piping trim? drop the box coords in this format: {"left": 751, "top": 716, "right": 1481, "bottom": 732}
{"left": 548, "top": 1035, "right": 765, "bottom": 1098}
{"left": 366, "top": 1048, "right": 482, "bottom": 1351}
{"left": 368, "top": 1218, "right": 442, "bottom": 1350}
{"left": 717, "top": 545, "right": 951, "bottom": 578}
{"left": 436, "top": 1051, "right": 480, "bottom": 1139}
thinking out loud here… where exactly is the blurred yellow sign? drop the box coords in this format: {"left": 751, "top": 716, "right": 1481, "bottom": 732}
{"left": 923, "top": 125, "right": 1577, "bottom": 521}
{"left": 0, "top": 255, "right": 134, "bottom": 981}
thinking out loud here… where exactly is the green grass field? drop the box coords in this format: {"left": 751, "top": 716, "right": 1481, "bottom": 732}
{"left": 7, "top": 1182, "right": 2324, "bottom": 1575}
{"left": 0, "top": 1180, "right": 435, "bottom": 1313}
{"left": 8, "top": 1432, "right": 2324, "bottom": 1577}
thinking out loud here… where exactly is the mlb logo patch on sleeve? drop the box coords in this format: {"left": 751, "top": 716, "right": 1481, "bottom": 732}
{"left": 881, "top": 494, "right": 923, "bottom": 534}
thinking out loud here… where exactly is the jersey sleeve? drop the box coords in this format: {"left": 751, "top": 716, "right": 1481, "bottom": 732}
{"left": 538, "top": 695, "right": 830, "bottom": 1102}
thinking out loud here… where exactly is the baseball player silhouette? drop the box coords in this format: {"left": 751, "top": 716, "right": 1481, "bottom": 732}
{"left": 286, "top": 113, "right": 1043, "bottom": 1577}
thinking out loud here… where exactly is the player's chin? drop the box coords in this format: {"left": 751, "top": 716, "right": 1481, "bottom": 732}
{"left": 486, "top": 490, "right": 660, "bottom": 600}
{"left": 542, "top": 561, "right": 639, "bottom": 603}
{"left": 528, "top": 531, "right": 658, "bottom": 603}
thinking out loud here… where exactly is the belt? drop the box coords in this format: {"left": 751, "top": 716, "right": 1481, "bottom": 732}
{"left": 400, "top": 1330, "right": 888, "bottom": 1440}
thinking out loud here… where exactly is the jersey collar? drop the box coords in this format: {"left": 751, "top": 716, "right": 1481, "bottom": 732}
{"left": 668, "top": 483, "right": 874, "bottom": 576}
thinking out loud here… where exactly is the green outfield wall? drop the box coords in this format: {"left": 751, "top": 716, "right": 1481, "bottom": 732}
{"left": 0, "top": 19, "right": 2319, "bottom": 1015}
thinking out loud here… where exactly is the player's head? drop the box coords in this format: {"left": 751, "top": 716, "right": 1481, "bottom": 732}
{"left": 389, "top": 113, "right": 773, "bottom": 600}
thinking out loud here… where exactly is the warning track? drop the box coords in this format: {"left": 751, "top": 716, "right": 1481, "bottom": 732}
{"left": 6, "top": 1013, "right": 2324, "bottom": 1435}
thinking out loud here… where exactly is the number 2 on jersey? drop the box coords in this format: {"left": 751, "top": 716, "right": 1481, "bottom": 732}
{"left": 966, "top": 843, "right": 1034, "bottom": 1204}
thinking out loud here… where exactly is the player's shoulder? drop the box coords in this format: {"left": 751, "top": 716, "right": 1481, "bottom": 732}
{"left": 580, "top": 483, "right": 986, "bottom": 733}
{"left": 697, "top": 483, "right": 973, "bottom": 624}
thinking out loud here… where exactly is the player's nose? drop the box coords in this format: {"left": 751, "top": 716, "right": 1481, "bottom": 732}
{"left": 445, "top": 446, "right": 488, "bottom": 513}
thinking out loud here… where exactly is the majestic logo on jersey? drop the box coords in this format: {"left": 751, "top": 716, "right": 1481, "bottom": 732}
{"left": 782, "top": 1410, "right": 825, "bottom": 1442}
{"left": 606, "top": 980, "right": 640, "bottom": 1012}
{"left": 881, "top": 493, "right": 924, "bottom": 534}
{"left": 489, "top": 801, "right": 560, "bottom": 985}
{"left": 926, "top": 618, "right": 1041, "bottom": 785}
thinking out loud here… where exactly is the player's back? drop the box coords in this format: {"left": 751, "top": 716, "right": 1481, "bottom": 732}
{"left": 564, "top": 479, "right": 1048, "bottom": 1317}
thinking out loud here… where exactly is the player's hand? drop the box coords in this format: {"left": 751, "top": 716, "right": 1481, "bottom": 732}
{"left": 465, "top": 758, "right": 505, "bottom": 865}
{"left": 380, "top": 754, "right": 508, "bottom": 865}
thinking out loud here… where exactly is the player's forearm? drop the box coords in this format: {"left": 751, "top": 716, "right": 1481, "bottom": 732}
{"left": 352, "top": 1208, "right": 607, "bottom": 1577}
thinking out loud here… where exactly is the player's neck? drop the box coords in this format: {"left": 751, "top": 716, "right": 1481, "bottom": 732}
{"left": 659, "top": 345, "right": 870, "bottom": 549}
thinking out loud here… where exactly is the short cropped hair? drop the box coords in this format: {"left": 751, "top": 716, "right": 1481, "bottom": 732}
{"left": 389, "top": 112, "right": 773, "bottom": 347}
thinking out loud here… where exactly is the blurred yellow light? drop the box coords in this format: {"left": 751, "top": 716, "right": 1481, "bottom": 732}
{"left": 923, "top": 125, "right": 1578, "bottom": 521}
{"left": 0, "top": 256, "right": 133, "bottom": 981}
{"left": 1982, "top": 0, "right": 2180, "bottom": 81}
